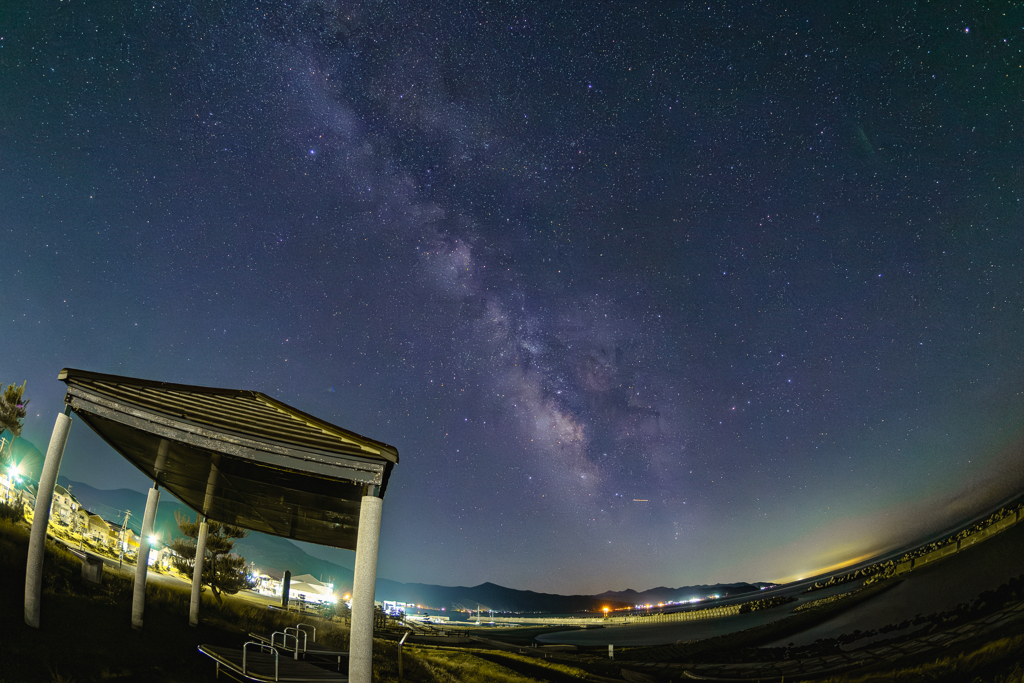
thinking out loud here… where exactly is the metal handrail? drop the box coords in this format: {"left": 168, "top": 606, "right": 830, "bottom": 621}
{"left": 296, "top": 622, "right": 317, "bottom": 643}
{"left": 271, "top": 629, "right": 300, "bottom": 659}
{"left": 270, "top": 630, "right": 287, "bottom": 649}
{"left": 242, "top": 641, "right": 279, "bottom": 682}
{"left": 283, "top": 626, "right": 308, "bottom": 659}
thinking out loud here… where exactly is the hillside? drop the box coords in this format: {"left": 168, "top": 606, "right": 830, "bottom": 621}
{"left": 55, "top": 478, "right": 769, "bottom": 613}
{"left": 55, "top": 477, "right": 354, "bottom": 585}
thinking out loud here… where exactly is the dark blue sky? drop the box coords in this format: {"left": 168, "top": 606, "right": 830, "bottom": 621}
{"left": 2, "top": 0, "right": 1023, "bottom": 594}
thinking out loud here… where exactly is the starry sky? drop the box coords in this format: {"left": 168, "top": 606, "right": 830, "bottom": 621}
{"left": 2, "top": 0, "right": 1023, "bottom": 596}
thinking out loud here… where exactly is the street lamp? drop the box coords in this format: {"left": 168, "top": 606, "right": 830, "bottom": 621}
{"left": 2, "top": 462, "right": 20, "bottom": 503}
{"left": 146, "top": 534, "right": 163, "bottom": 569}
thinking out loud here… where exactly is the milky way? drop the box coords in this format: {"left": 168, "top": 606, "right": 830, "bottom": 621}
{"left": 2, "top": 1, "right": 1023, "bottom": 594}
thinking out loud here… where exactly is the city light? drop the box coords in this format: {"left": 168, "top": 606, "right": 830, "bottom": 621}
{"left": 1, "top": 461, "right": 22, "bottom": 502}
{"left": 148, "top": 535, "right": 158, "bottom": 545}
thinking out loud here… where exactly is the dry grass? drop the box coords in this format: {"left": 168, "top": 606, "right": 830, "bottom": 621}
{"left": 410, "top": 649, "right": 549, "bottom": 683}
{"left": 2, "top": 519, "right": 552, "bottom": 682}
{"left": 818, "top": 633, "right": 1024, "bottom": 683}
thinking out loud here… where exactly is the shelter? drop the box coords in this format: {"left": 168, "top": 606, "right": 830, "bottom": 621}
{"left": 24, "top": 368, "right": 399, "bottom": 683}
{"left": 286, "top": 573, "right": 336, "bottom": 604}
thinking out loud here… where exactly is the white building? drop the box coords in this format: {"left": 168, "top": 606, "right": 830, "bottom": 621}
{"left": 286, "top": 574, "right": 336, "bottom": 605}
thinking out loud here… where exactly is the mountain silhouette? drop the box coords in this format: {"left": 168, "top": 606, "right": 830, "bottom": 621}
{"left": 54, "top": 478, "right": 768, "bottom": 613}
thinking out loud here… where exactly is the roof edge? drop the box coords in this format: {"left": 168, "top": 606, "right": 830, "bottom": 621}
{"left": 58, "top": 367, "right": 400, "bottom": 464}
{"left": 59, "top": 368, "right": 251, "bottom": 397}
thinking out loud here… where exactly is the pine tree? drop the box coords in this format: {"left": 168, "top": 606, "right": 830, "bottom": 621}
{"left": 0, "top": 381, "right": 29, "bottom": 464}
{"left": 169, "top": 510, "right": 256, "bottom": 602}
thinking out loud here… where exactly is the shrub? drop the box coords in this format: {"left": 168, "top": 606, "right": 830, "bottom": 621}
{"left": 0, "top": 499, "right": 24, "bottom": 523}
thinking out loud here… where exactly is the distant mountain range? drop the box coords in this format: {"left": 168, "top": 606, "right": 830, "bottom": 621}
{"left": 595, "top": 584, "right": 770, "bottom": 606}
{"left": 367, "top": 580, "right": 769, "bottom": 613}
{"left": 56, "top": 477, "right": 768, "bottom": 612}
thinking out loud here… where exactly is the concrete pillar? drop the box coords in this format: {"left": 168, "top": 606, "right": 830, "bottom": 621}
{"left": 349, "top": 493, "right": 383, "bottom": 683}
{"left": 282, "top": 570, "right": 291, "bottom": 608}
{"left": 131, "top": 482, "right": 161, "bottom": 629}
{"left": 154, "top": 439, "right": 169, "bottom": 476}
{"left": 190, "top": 459, "right": 219, "bottom": 625}
{"left": 202, "top": 458, "right": 219, "bottom": 513}
{"left": 189, "top": 517, "right": 209, "bottom": 626}
{"left": 24, "top": 407, "right": 73, "bottom": 628}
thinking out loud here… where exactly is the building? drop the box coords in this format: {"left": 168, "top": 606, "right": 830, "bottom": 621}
{"left": 84, "top": 512, "right": 115, "bottom": 546}
{"left": 285, "top": 574, "right": 337, "bottom": 605}
{"left": 50, "top": 484, "right": 80, "bottom": 526}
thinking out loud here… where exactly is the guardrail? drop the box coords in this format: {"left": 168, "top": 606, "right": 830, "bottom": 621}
{"left": 899, "top": 505, "right": 1022, "bottom": 573}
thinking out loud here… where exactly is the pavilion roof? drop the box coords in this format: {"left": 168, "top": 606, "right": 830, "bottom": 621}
{"left": 58, "top": 368, "right": 398, "bottom": 550}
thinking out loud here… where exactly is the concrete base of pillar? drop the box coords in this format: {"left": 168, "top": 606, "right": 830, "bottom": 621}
{"left": 81, "top": 554, "right": 104, "bottom": 584}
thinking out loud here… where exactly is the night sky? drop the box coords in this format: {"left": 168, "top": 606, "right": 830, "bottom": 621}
{"left": 2, "top": 1, "right": 1023, "bottom": 596}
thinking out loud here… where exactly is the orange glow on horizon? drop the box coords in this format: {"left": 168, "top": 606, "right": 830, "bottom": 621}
{"left": 773, "top": 551, "right": 878, "bottom": 584}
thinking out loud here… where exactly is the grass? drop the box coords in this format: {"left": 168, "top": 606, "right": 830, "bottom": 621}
{"left": 406, "top": 649, "right": 605, "bottom": 683}
{"left": 475, "top": 652, "right": 607, "bottom": 682}
{"left": 818, "top": 633, "right": 1024, "bottom": 683}
{"left": 1, "top": 517, "right": 582, "bottom": 682}
{"left": 4, "top": 513, "right": 1023, "bottom": 682}
{"left": 458, "top": 624, "right": 591, "bottom": 646}
{"left": 405, "top": 650, "right": 540, "bottom": 683}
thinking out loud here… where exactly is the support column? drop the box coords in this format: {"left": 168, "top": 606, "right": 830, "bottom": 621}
{"left": 131, "top": 482, "right": 161, "bottom": 629}
{"left": 281, "top": 570, "right": 291, "bottom": 609}
{"left": 189, "top": 517, "right": 209, "bottom": 626}
{"left": 349, "top": 492, "right": 383, "bottom": 683}
{"left": 190, "top": 460, "right": 218, "bottom": 626}
{"left": 24, "top": 406, "right": 73, "bottom": 628}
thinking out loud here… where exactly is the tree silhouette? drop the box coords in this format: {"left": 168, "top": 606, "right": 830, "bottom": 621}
{"left": 169, "top": 510, "right": 255, "bottom": 602}
{"left": 0, "top": 381, "right": 29, "bottom": 464}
